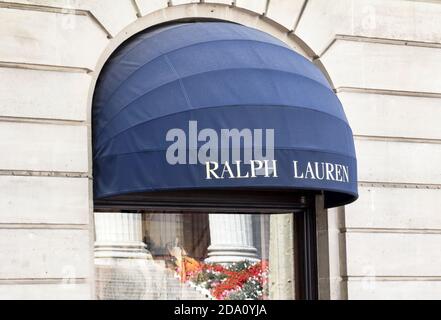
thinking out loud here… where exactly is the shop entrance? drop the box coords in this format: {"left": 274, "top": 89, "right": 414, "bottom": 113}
{"left": 91, "top": 21, "right": 357, "bottom": 301}
{"left": 94, "top": 190, "right": 318, "bottom": 300}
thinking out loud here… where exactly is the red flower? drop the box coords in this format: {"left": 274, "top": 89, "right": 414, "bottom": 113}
{"left": 179, "top": 259, "right": 269, "bottom": 300}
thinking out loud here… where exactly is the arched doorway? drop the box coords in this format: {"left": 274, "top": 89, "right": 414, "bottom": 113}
{"left": 91, "top": 22, "right": 357, "bottom": 300}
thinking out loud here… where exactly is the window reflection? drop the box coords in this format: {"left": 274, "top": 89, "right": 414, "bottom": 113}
{"left": 94, "top": 212, "right": 297, "bottom": 300}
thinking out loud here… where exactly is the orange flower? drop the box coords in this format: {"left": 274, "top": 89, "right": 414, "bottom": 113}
{"left": 179, "top": 256, "right": 201, "bottom": 282}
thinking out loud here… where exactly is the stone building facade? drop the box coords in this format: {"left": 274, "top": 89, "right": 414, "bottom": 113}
{"left": 0, "top": 0, "right": 440, "bottom": 299}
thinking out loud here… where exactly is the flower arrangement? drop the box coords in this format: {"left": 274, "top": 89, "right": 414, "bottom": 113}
{"left": 175, "top": 258, "right": 268, "bottom": 300}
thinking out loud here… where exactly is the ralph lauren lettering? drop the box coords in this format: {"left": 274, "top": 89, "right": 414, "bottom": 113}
{"left": 293, "top": 161, "right": 349, "bottom": 183}
{"left": 205, "top": 160, "right": 349, "bottom": 182}
{"left": 206, "top": 160, "right": 278, "bottom": 179}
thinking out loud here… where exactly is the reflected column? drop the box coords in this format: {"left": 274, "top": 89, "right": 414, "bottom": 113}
{"left": 94, "top": 212, "right": 157, "bottom": 300}
{"left": 206, "top": 214, "right": 259, "bottom": 264}
{"left": 94, "top": 212, "right": 152, "bottom": 263}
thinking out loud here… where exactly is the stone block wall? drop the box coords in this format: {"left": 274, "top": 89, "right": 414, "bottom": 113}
{"left": 0, "top": 0, "right": 439, "bottom": 299}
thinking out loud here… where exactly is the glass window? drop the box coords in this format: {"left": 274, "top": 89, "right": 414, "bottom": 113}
{"left": 94, "top": 206, "right": 318, "bottom": 300}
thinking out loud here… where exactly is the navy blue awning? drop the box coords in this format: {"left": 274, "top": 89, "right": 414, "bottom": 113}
{"left": 93, "top": 22, "right": 357, "bottom": 208}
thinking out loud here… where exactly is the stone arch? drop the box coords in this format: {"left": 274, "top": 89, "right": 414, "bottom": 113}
{"left": 86, "top": 4, "right": 344, "bottom": 299}
{"left": 86, "top": 2, "right": 336, "bottom": 178}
